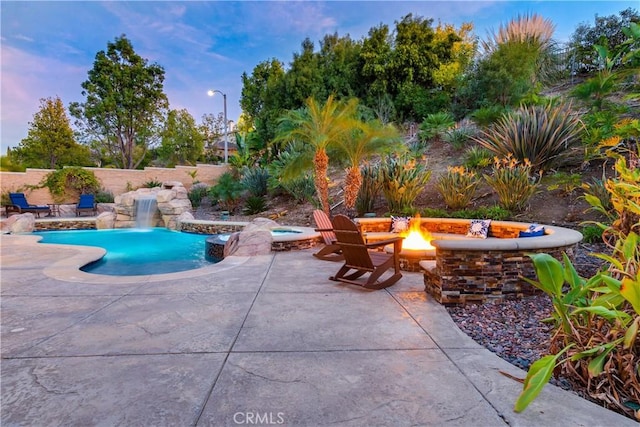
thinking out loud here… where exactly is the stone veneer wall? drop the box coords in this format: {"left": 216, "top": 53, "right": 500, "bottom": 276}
{"left": 34, "top": 219, "right": 97, "bottom": 231}
{"left": 181, "top": 222, "right": 322, "bottom": 252}
{"left": 423, "top": 245, "right": 575, "bottom": 306}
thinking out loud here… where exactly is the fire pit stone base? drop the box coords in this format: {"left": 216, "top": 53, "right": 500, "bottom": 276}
{"left": 356, "top": 217, "right": 583, "bottom": 306}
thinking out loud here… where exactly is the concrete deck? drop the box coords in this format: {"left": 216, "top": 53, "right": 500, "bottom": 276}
{"left": 1, "top": 234, "right": 635, "bottom": 426}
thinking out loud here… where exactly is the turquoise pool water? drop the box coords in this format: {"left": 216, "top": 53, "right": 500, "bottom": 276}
{"left": 36, "top": 228, "right": 211, "bottom": 276}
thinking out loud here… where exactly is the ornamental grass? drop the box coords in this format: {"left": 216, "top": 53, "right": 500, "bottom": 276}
{"left": 483, "top": 154, "right": 540, "bottom": 211}
{"left": 436, "top": 166, "right": 481, "bottom": 210}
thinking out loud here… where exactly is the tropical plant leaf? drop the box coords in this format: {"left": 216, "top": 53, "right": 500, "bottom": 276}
{"left": 572, "top": 306, "right": 631, "bottom": 323}
{"left": 514, "top": 349, "right": 568, "bottom": 412}
{"left": 621, "top": 277, "right": 640, "bottom": 315}
{"left": 529, "top": 253, "right": 564, "bottom": 297}
{"left": 562, "top": 252, "right": 583, "bottom": 288}
{"left": 624, "top": 317, "right": 640, "bottom": 349}
{"left": 622, "top": 232, "right": 639, "bottom": 260}
{"left": 587, "top": 343, "right": 617, "bottom": 377}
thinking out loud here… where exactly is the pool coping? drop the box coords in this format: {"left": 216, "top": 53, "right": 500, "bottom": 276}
{"left": 3, "top": 233, "right": 253, "bottom": 284}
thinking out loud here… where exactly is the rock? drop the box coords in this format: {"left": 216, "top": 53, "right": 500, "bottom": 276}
{"left": 157, "top": 198, "right": 192, "bottom": 215}
{"left": 113, "top": 185, "right": 190, "bottom": 229}
{"left": 96, "top": 212, "right": 116, "bottom": 229}
{"left": 243, "top": 217, "right": 280, "bottom": 232}
{"left": 225, "top": 229, "right": 272, "bottom": 257}
{"left": 175, "top": 211, "right": 195, "bottom": 230}
{"left": 9, "top": 213, "right": 35, "bottom": 234}
{"left": 156, "top": 189, "right": 176, "bottom": 203}
{"left": 223, "top": 232, "right": 240, "bottom": 257}
{"left": 1, "top": 215, "right": 18, "bottom": 234}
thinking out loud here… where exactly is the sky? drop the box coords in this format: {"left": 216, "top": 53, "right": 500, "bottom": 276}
{"left": 1, "top": 0, "right": 638, "bottom": 150}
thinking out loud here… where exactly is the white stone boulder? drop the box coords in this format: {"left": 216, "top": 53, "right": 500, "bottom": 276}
{"left": 1, "top": 215, "right": 18, "bottom": 234}
{"left": 96, "top": 212, "right": 116, "bottom": 229}
{"left": 224, "top": 218, "right": 276, "bottom": 257}
{"left": 9, "top": 213, "right": 35, "bottom": 234}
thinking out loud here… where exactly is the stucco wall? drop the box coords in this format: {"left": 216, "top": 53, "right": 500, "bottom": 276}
{"left": 1, "top": 164, "right": 229, "bottom": 204}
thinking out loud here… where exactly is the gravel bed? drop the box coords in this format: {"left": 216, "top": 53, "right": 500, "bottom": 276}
{"left": 446, "top": 243, "right": 609, "bottom": 389}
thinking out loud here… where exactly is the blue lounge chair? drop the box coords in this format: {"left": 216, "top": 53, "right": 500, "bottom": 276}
{"left": 7, "top": 193, "right": 51, "bottom": 217}
{"left": 76, "top": 194, "right": 97, "bottom": 217}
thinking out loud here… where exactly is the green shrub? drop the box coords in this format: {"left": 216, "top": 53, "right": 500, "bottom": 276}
{"left": 39, "top": 167, "right": 101, "bottom": 203}
{"left": 442, "top": 126, "right": 474, "bottom": 149}
{"left": 463, "top": 145, "right": 493, "bottom": 169}
{"left": 188, "top": 183, "right": 209, "bottom": 208}
{"left": 420, "top": 205, "right": 511, "bottom": 220}
{"left": 243, "top": 195, "right": 267, "bottom": 215}
{"left": 484, "top": 155, "right": 540, "bottom": 211}
{"left": 94, "top": 189, "right": 114, "bottom": 203}
{"left": 380, "top": 155, "right": 431, "bottom": 215}
{"left": 282, "top": 176, "right": 317, "bottom": 205}
{"left": 470, "top": 105, "right": 508, "bottom": 127}
{"left": 241, "top": 167, "right": 269, "bottom": 197}
{"left": 582, "top": 176, "right": 613, "bottom": 212}
{"left": 420, "top": 207, "right": 449, "bottom": 218}
{"left": 544, "top": 172, "right": 583, "bottom": 195}
{"left": 355, "top": 163, "right": 382, "bottom": 216}
{"left": 472, "top": 103, "right": 585, "bottom": 171}
{"left": 418, "top": 112, "right": 455, "bottom": 143}
{"left": 436, "top": 166, "right": 481, "bottom": 210}
{"left": 580, "top": 224, "right": 604, "bottom": 243}
{"left": 208, "top": 172, "right": 244, "bottom": 212}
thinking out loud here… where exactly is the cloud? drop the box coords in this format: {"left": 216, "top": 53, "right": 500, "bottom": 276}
{"left": 13, "top": 34, "right": 34, "bottom": 42}
{"left": 0, "top": 46, "right": 86, "bottom": 148}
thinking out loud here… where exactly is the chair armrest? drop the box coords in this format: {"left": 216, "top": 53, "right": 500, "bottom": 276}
{"left": 314, "top": 228, "right": 333, "bottom": 232}
{"left": 366, "top": 236, "right": 403, "bottom": 249}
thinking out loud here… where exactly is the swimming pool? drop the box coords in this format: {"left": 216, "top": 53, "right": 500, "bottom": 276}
{"left": 36, "top": 228, "right": 211, "bottom": 276}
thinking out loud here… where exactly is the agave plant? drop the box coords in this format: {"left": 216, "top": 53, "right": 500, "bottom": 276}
{"left": 472, "top": 103, "right": 585, "bottom": 171}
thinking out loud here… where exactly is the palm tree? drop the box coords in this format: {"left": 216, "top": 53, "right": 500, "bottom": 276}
{"left": 336, "top": 120, "right": 404, "bottom": 211}
{"left": 274, "top": 95, "right": 360, "bottom": 214}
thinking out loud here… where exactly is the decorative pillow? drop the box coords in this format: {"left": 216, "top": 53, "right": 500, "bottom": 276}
{"left": 466, "top": 219, "right": 491, "bottom": 239}
{"left": 519, "top": 224, "right": 545, "bottom": 237}
{"left": 391, "top": 216, "right": 411, "bottom": 233}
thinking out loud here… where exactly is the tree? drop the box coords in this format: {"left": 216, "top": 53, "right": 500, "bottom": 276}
{"left": 13, "top": 96, "right": 91, "bottom": 169}
{"left": 335, "top": 120, "right": 404, "bottom": 211}
{"left": 359, "top": 24, "right": 393, "bottom": 104}
{"left": 240, "top": 58, "right": 286, "bottom": 145}
{"left": 317, "top": 33, "right": 363, "bottom": 100}
{"left": 158, "top": 109, "right": 204, "bottom": 166}
{"left": 283, "top": 38, "right": 324, "bottom": 107}
{"left": 570, "top": 7, "right": 640, "bottom": 73}
{"left": 69, "top": 35, "right": 168, "bottom": 169}
{"left": 274, "top": 95, "right": 361, "bottom": 214}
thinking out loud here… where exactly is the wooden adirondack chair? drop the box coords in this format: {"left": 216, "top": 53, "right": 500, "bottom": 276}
{"left": 329, "top": 214, "right": 403, "bottom": 290}
{"left": 312, "top": 210, "right": 343, "bottom": 261}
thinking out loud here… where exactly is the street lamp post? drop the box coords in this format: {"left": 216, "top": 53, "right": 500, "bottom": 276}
{"left": 207, "top": 89, "right": 228, "bottom": 163}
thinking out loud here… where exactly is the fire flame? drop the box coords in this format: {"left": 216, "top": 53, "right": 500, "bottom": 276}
{"left": 401, "top": 215, "right": 435, "bottom": 250}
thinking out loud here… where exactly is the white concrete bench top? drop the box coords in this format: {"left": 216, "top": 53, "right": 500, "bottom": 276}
{"left": 357, "top": 218, "right": 583, "bottom": 251}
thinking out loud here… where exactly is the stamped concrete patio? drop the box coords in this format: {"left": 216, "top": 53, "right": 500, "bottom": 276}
{"left": 1, "top": 235, "right": 635, "bottom": 426}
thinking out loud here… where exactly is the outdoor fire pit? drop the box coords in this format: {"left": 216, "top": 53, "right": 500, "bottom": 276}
{"left": 357, "top": 216, "right": 584, "bottom": 305}
{"left": 383, "top": 216, "right": 436, "bottom": 271}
